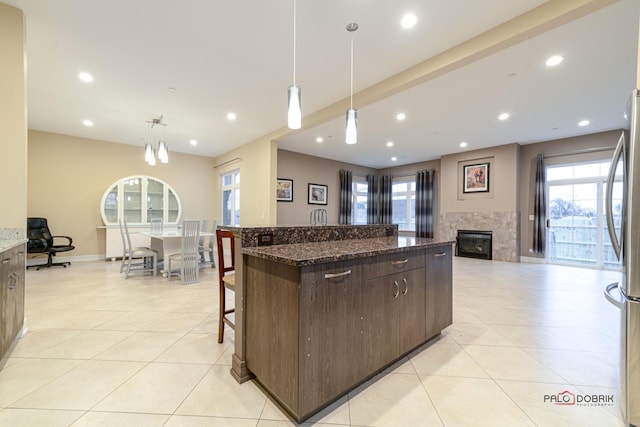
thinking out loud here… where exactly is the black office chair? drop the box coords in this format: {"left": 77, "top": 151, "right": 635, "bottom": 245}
{"left": 26, "top": 217, "right": 75, "bottom": 270}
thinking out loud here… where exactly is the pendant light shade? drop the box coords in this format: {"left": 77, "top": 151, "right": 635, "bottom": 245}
{"left": 147, "top": 146, "right": 156, "bottom": 166}
{"left": 158, "top": 140, "right": 169, "bottom": 163}
{"left": 345, "top": 22, "right": 359, "bottom": 144}
{"left": 287, "top": 85, "right": 301, "bottom": 129}
{"left": 144, "top": 143, "right": 154, "bottom": 163}
{"left": 345, "top": 109, "right": 357, "bottom": 144}
{"left": 287, "top": 0, "right": 301, "bottom": 129}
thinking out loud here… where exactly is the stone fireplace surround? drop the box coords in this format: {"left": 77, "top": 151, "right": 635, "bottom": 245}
{"left": 439, "top": 211, "right": 519, "bottom": 262}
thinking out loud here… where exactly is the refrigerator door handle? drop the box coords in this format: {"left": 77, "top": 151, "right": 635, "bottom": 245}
{"left": 604, "top": 282, "right": 624, "bottom": 308}
{"left": 605, "top": 131, "right": 625, "bottom": 260}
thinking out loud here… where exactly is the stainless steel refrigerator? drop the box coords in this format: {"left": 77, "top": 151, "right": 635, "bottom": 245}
{"left": 605, "top": 88, "right": 640, "bottom": 426}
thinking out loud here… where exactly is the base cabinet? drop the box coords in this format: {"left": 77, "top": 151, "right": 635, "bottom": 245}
{"left": 0, "top": 244, "right": 26, "bottom": 359}
{"left": 244, "top": 244, "right": 453, "bottom": 423}
{"left": 425, "top": 246, "right": 453, "bottom": 338}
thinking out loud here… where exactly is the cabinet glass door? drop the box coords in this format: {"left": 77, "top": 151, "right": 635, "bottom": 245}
{"left": 123, "top": 178, "right": 142, "bottom": 223}
{"left": 104, "top": 185, "right": 118, "bottom": 223}
{"left": 168, "top": 189, "right": 179, "bottom": 222}
{"left": 147, "top": 178, "right": 164, "bottom": 222}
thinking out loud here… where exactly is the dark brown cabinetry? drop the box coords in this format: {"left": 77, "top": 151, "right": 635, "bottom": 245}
{"left": 0, "top": 244, "right": 26, "bottom": 359}
{"left": 425, "top": 246, "right": 453, "bottom": 338}
{"left": 244, "top": 243, "right": 453, "bottom": 423}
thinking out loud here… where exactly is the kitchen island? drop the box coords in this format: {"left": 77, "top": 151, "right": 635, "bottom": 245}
{"left": 242, "top": 236, "right": 453, "bottom": 423}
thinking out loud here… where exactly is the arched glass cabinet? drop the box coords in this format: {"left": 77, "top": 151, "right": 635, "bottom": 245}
{"left": 100, "top": 175, "right": 181, "bottom": 226}
{"left": 101, "top": 176, "right": 182, "bottom": 259}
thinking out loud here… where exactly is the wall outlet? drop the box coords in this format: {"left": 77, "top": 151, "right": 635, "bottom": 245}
{"left": 529, "top": 214, "right": 535, "bottom": 221}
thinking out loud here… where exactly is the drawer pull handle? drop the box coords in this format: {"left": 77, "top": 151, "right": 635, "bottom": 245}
{"left": 324, "top": 269, "right": 351, "bottom": 279}
{"left": 402, "top": 278, "right": 408, "bottom": 295}
{"left": 434, "top": 252, "right": 447, "bottom": 257}
{"left": 393, "top": 281, "right": 400, "bottom": 298}
{"left": 2, "top": 259, "right": 9, "bottom": 264}
{"left": 391, "top": 259, "right": 408, "bottom": 265}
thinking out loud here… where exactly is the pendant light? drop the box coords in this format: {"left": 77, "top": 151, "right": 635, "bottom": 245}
{"left": 143, "top": 115, "right": 169, "bottom": 165}
{"left": 345, "top": 22, "right": 359, "bottom": 144}
{"left": 287, "top": 0, "right": 301, "bottom": 129}
{"left": 157, "top": 124, "right": 169, "bottom": 163}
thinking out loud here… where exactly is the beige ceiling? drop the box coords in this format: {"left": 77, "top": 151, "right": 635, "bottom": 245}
{"left": 5, "top": 0, "right": 639, "bottom": 168}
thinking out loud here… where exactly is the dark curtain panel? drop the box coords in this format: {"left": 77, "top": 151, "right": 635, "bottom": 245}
{"left": 379, "top": 175, "right": 393, "bottom": 224}
{"left": 415, "top": 169, "right": 435, "bottom": 238}
{"left": 533, "top": 154, "right": 546, "bottom": 253}
{"left": 338, "top": 170, "right": 353, "bottom": 224}
{"left": 366, "top": 175, "right": 379, "bottom": 224}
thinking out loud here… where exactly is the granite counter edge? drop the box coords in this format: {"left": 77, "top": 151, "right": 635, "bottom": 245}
{"left": 243, "top": 240, "right": 454, "bottom": 267}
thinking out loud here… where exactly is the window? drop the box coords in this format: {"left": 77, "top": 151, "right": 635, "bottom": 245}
{"left": 221, "top": 169, "right": 240, "bottom": 226}
{"left": 392, "top": 177, "right": 415, "bottom": 231}
{"left": 546, "top": 160, "right": 622, "bottom": 269}
{"left": 351, "top": 177, "right": 368, "bottom": 225}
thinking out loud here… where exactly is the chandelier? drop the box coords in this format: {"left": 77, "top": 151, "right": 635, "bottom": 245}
{"left": 144, "top": 115, "right": 169, "bottom": 165}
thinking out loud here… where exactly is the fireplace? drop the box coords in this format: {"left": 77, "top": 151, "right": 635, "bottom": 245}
{"left": 456, "top": 230, "right": 492, "bottom": 260}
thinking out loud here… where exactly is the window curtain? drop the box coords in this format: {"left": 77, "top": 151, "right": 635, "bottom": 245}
{"left": 338, "top": 170, "right": 352, "bottom": 224}
{"left": 366, "top": 175, "right": 379, "bottom": 224}
{"left": 415, "top": 169, "right": 435, "bottom": 238}
{"left": 379, "top": 175, "right": 393, "bottom": 224}
{"left": 533, "top": 154, "right": 546, "bottom": 253}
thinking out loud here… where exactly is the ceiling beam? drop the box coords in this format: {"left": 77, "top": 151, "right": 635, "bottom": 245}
{"left": 251, "top": 0, "right": 619, "bottom": 146}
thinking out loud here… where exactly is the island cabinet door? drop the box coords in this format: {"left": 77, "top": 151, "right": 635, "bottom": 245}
{"left": 298, "top": 260, "right": 362, "bottom": 416}
{"left": 398, "top": 267, "right": 427, "bottom": 353}
{"left": 425, "top": 246, "right": 453, "bottom": 339}
{"left": 359, "top": 266, "right": 427, "bottom": 373}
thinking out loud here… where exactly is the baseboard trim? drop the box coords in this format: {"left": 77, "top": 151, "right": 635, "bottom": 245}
{"left": 26, "top": 254, "right": 106, "bottom": 267}
{"left": 520, "top": 256, "right": 546, "bottom": 264}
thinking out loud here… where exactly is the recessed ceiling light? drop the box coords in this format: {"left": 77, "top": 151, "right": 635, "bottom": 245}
{"left": 190, "top": 139, "right": 198, "bottom": 146}
{"left": 460, "top": 142, "right": 468, "bottom": 148}
{"left": 316, "top": 137, "right": 324, "bottom": 143}
{"left": 391, "top": 157, "right": 398, "bottom": 161}
{"left": 401, "top": 13, "right": 417, "bottom": 29}
{"left": 396, "top": 113, "right": 406, "bottom": 121}
{"left": 498, "top": 113, "right": 510, "bottom": 121}
{"left": 386, "top": 141, "right": 394, "bottom": 147}
{"left": 546, "top": 55, "right": 564, "bottom": 67}
{"left": 226, "top": 112, "right": 237, "bottom": 121}
{"left": 78, "top": 72, "right": 93, "bottom": 83}
{"left": 578, "top": 119, "right": 590, "bottom": 127}
{"left": 82, "top": 119, "right": 93, "bottom": 127}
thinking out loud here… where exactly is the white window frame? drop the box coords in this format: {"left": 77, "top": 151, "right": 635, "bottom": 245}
{"left": 221, "top": 169, "right": 240, "bottom": 227}
{"left": 392, "top": 176, "right": 416, "bottom": 232}
{"left": 351, "top": 176, "right": 368, "bottom": 225}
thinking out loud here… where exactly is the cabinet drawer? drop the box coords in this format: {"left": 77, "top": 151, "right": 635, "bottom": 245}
{"left": 367, "top": 251, "right": 425, "bottom": 279}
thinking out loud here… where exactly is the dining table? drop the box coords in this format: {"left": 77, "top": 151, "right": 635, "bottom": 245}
{"left": 140, "top": 229, "right": 215, "bottom": 276}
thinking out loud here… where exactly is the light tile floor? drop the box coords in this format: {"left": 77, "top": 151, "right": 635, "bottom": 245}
{"left": 0, "top": 257, "right": 627, "bottom": 426}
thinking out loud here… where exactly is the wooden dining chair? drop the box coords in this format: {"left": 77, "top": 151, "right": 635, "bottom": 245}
{"left": 216, "top": 229, "right": 235, "bottom": 343}
{"left": 167, "top": 219, "right": 200, "bottom": 284}
{"left": 119, "top": 219, "right": 157, "bottom": 279}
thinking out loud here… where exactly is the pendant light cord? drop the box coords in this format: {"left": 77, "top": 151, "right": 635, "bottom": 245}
{"left": 293, "top": 0, "right": 297, "bottom": 86}
{"left": 350, "top": 34, "right": 353, "bottom": 109}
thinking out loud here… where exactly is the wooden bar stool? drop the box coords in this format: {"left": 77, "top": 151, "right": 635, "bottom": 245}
{"left": 216, "top": 229, "right": 235, "bottom": 343}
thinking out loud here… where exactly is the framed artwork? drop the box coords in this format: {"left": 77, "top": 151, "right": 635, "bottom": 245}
{"left": 463, "top": 163, "right": 490, "bottom": 193}
{"left": 276, "top": 178, "right": 293, "bottom": 202}
{"left": 308, "top": 183, "right": 328, "bottom": 205}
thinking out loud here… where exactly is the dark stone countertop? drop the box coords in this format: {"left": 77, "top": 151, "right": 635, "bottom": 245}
{"left": 242, "top": 236, "right": 454, "bottom": 266}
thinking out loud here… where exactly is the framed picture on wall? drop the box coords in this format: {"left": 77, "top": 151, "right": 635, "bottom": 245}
{"left": 463, "top": 163, "right": 490, "bottom": 193}
{"left": 276, "top": 178, "right": 293, "bottom": 202}
{"left": 308, "top": 183, "right": 328, "bottom": 205}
